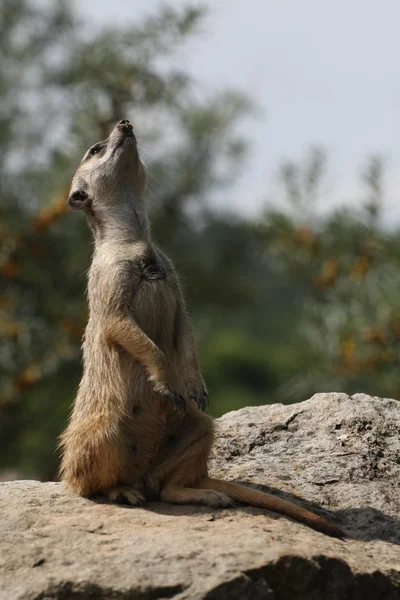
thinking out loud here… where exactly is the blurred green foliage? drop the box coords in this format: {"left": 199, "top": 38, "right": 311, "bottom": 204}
{"left": 1, "top": 1, "right": 399, "bottom": 480}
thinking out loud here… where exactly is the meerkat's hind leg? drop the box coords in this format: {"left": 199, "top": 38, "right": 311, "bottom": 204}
{"left": 105, "top": 486, "right": 145, "bottom": 506}
{"left": 160, "top": 485, "right": 234, "bottom": 508}
{"left": 153, "top": 412, "right": 233, "bottom": 508}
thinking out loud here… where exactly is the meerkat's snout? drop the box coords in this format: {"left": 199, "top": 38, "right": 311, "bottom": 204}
{"left": 116, "top": 119, "right": 134, "bottom": 136}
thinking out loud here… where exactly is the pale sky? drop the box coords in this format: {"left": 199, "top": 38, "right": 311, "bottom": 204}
{"left": 78, "top": 0, "right": 400, "bottom": 221}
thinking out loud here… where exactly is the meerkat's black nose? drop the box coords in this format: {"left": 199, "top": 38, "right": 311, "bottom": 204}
{"left": 117, "top": 119, "right": 134, "bottom": 137}
{"left": 117, "top": 119, "right": 133, "bottom": 137}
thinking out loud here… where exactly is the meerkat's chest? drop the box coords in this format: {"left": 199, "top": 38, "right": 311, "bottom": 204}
{"left": 133, "top": 275, "right": 178, "bottom": 348}
{"left": 88, "top": 246, "right": 178, "bottom": 349}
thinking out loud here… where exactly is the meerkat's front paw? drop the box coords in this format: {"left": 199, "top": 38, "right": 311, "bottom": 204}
{"left": 187, "top": 381, "right": 209, "bottom": 411}
{"left": 106, "top": 486, "right": 145, "bottom": 506}
{"left": 153, "top": 382, "right": 186, "bottom": 412}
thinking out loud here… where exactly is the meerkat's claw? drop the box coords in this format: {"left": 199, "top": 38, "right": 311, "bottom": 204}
{"left": 154, "top": 382, "right": 186, "bottom": 411}
{"left": 189, "top": 386, "right": 209, "bottom": 411}
{"left": 170, "top": 392, "right": 186, "bottom": 412}
{"left": 106, "top": 487, "right": 145, "bottom": 506}
{"left": 189, "top": 392, "right": 204, "bottom": 411}
{"left": 201, "top": 490, "right": 234, "bottom": 508}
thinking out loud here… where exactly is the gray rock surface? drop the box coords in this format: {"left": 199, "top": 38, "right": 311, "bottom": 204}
{"left": 1, "top": 392, "right": 399, "bottom": 599}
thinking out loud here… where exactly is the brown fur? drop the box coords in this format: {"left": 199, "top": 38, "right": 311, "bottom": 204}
{"left": 59, "top": 120, "right": 344, "bottom": 539}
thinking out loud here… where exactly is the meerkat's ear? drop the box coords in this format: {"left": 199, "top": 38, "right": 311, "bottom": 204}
{"left": 68, "top": 190, "right": 91, "bottom": 210}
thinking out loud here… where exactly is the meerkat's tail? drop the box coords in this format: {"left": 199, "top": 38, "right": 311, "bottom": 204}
{"left": 202, "top": 478, "right": 345, "bottom": 539}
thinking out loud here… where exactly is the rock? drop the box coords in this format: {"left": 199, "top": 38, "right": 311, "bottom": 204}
{"left": 1, "top": 392, "right": 399, "bottom": 599}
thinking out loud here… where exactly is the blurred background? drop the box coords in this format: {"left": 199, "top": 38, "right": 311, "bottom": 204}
{"left": 1, "top": 0, "right": 400, "bottom": 481}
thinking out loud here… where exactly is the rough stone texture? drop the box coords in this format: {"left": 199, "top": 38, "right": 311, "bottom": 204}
{"left": 1, "top": 393, "right": 400, "bottom": 600}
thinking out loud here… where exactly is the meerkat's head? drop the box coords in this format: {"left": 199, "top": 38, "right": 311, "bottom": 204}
{"left": 68, "top": 120, "right": 147, "bottom": 233}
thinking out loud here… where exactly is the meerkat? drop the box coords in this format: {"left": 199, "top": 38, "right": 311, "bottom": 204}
{"left": 59, "top": 119, "right": 344, "bottom": 538}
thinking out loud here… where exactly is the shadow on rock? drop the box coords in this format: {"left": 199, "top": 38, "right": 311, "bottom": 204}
{"left": 92, "top": 479, "right": 400, "bottom": 545}
{"left": 233, "top": 480, "right": 400, "bottom": 545}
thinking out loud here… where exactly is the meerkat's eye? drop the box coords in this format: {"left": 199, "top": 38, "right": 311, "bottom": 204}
{"left": 88, "top": 143, "right": 104, "bottom": 157}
